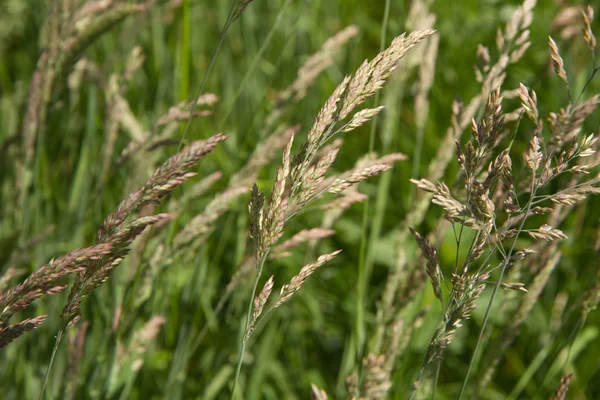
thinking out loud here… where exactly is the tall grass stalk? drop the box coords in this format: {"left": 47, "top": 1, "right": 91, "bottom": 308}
{"left": 355, "top": 0, "right": 390, "bottom": 363}
{"left": 177, "top": 0, "right": 238, "bottom": 150}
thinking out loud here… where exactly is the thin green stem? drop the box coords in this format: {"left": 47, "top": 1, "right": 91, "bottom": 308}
{"left": 220, "top": 0, "right": 292, "bottom": 127}
{"left": 432, "top": 359, "right": 442, "bottom": 400}
{"left": 179, "top": 0, "right": 191, "bottom": 105}
{"left": 231, "top": 253, "right": 268, "bottom": 399}
{"left": 458, "top": 175, "right": 538, "bottom": 399}
{"left": 39, "top": 326, "right": 65, "bottom": 400}
{"left": 177, "top": 0, "right": 237, "bottom": 150}
{"left": 408, "top": 326, "right": 443, "bottom": 400}
{"left": 574, "top": 65, "right": 600, "bottom": 106}
{"left": 355, "top": 0, "right": 390, "bottom": 362}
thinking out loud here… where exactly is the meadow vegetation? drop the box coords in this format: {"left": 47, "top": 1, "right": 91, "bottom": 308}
{"left": 0, "top": 0, "right": 599, "bottom": 399}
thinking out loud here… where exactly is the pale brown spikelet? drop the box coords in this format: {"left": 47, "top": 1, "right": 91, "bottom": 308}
{"left": 287, "top": 30, "right": 431, "bottom": 210}
{"left": 472, "top": 86, "right": 504, "bottom": 153}
{"left": 58, "top": 134, "right": 226, "bottom": 326}
{"left": 500, "top": 150, "right": 515, "bottom": 189}
{"left": 548, "top": 96, "right": 600, "bottom": 151}
{"left": 409, "top": 178, "right": 438, "bottom": 193}
{"left": 129, "top": 315, "right": 166, "bottom": 371}
{"left": 578, "top": 133, "right": 598, "bottom": 158}
{"left": 327, "top": 165, "right": 392, "bottom": 194}
{"left": 263, "top": 133, "right": 294, "bottom": 249}
{"left": 317, "top": 138, "right": 344, "bottom": 160}
{"left": 171, "top": 171, "right": 223, "bottom": 208}
{"left": 101, "top": 47, "right": 146, "bottom": 183}
{"left": 430, "top": 273, "right": 486, "bottom": 360}
{"left": 355, "top": 152, "right": 408, "bottom": 168}
{"left": 551, "top": 292, "right": 569, "bottom": 332}
{"left": 109, "top": 214, "right": 174, "bottom": 248}
{"left": 143, "top": 134, "right": 227, "bottom": 196}
{"left": 123, "top": 45, "right": 145, "bottom": 82}
{"left": 483, "top": 149, "right": 510, "bottom": 190}
{"left": 359, "top": 353, "right": 392, "bottom": 399}
{"left": 477, "top": 44, "right": 491, "bottom": 67}
{"left": 582, "top": 6, "right": 596, "bottom": 52}
{"left": 550, "top": 373, "right": 573, "bottom": 400}
{"left": 553, "top": 5, "right": 583, "bottom": 40}
{"left": 278, "top": 25, "right": 359, "bottom": 105}
{"left": 510, "top": 248, "right": 537, "bottom": 263}
{"left": 233, "top": 125, "right": 299, "bottom": 186}
{"left": 564, "top": 161, "right": 594, "bottom": 176}
{"left": 321, "top": 25, "right": 360, "bottom": 51}
{"left": 346, "top": 372, "right": 359, "bottom": 399}
{"left": 528, "top": 224, "right": 568, "bottom": 241}
{"left": 517, "top": 83, "right": 539, "bottom": 123}
{"left": 532, "top": 206, "right": 554, "bottom": 214}
{"left": 62, "top": 214, "right": 172, "bottom": 326}
{"left": 571, "top": 96, "right": 600, "bottom": 132}
{"left": 339, "top": 29, "right": 436, "bottom": 119}
{"left": 246, "top": 275, "right": 274, "bottom": 339}
{"left": 311, "top": 383, "right": 329, "bottom": 400}
{"left": 467, "top": 182, "right": 495, "bottom": 230}
{"left": 0, "top": 315, "right": 46, "bottom": 348}
{"left": 320, "top": 190, "right": 368, "bottom": 230}
{"left": 99, "top": 133, "right": 228, "bottom": 240}
{"left": 320, "top": 191, "right": 368, "bottom": 211}
{"left": 548, "top": 36, "right": 569, "bottom": 84}
{"left": 429, "top": 182, "right": 469, "bottom": 224}
{"left": 414, "top": 29, "right": 439, "bottom": 130}
{"left": 500, "top": 282, "right": 528, "bottom": 292}
{"left": 274, "top": 250, "right": 341, "bottom": 308}
{"left": 494, "top": 0, "right": 535, "bottom": 64}
{"left": 113, "top": 84, "right": 146, "bottom": 139}
{"left": 17, "top": 1, "right": 151, "bottom": 206}
{"left": 254, "top": 276, "right": 274, "bottom": 320}
{"left": 382, "top": 318, "right": 405, "bottom": 373}
{"left": 341, "top": 106, "right": 385, "bottom": 132}
{"left": 271, "top": 228, "right": 335, "bottom": 259}
{"left": 309, "top": 152, "right": 404, "bottom": 200}
{"left": 173, "top": 186, "right": 249, "bottom": 247}
{"left": 525, "top": 134, "right": 543, "bottom": 171}
{"left": 304, "top": 75, "right": 351, "bottom": 151}
{"left": 0, "top": 267, "right": 22, "bottom": 293}
{"left": 295, "top": 147, "right": 340, "bottom": 208}
{"left": 0, "top": 243, "right": 113, "bottom": 323}
{"left": 249, "top": 183, "right": 266, "bottom": 259}
{"left": 409, "top": 228, "right": 442, "bottom": 302}
{"left": 550, "top": 192, "right": 587, "bottom": 205}
{"left": 466, "top": 231, "right": 488, "bottom": 265}
{"left": 154, "top": 94, "right": 218, "bottom": 127}
{"left": 511, "top": 30, "right": 532, "bottom": 62}
{"left": 503, "top": 0, "right": 535, "bottom": 46}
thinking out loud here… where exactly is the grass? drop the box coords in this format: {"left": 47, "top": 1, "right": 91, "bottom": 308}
{"left": 1, "top": 0, "right": 599, "bottom": 399}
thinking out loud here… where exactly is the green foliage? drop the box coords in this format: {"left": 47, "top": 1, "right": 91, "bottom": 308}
{"left": 1, "top": 1, "right": 599, "bottom": 399}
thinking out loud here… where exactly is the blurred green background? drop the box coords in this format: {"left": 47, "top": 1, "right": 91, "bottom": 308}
{"left": 1, "top": 0, "right": 599, "bottom": 399}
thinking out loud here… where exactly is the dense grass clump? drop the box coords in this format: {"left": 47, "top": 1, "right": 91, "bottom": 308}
{"left": 0, "top": 1, "right": 599, "bottom": 399}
